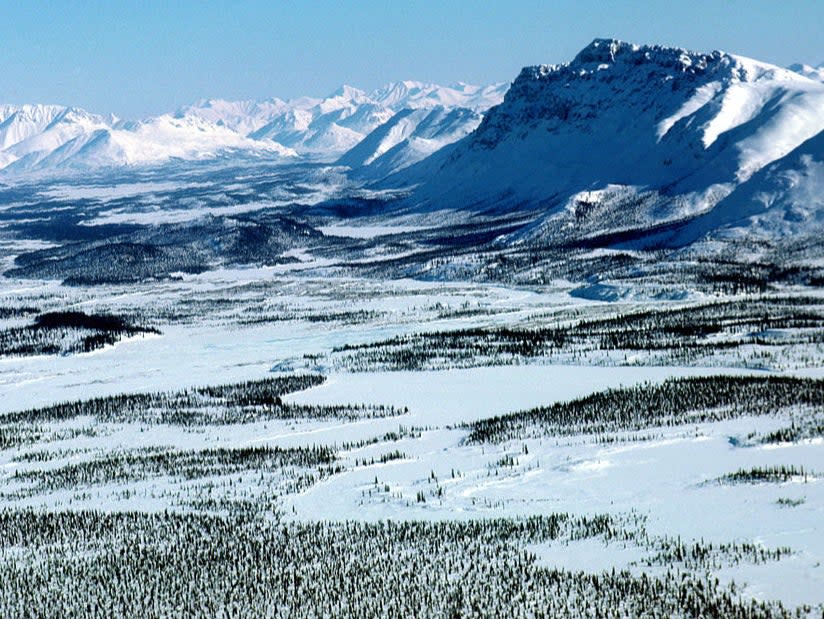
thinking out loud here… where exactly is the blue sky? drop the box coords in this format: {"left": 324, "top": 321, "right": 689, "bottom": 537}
{"left": 1, "top": 0, "right": 821, "bottom": 119}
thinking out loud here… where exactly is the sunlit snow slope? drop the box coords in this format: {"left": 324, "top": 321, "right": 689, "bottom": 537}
{"left": 390, "top": 39, "right": 824, "bottom": 246}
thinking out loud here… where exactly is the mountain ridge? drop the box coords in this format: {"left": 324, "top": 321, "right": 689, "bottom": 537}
{"left": 0, "top": 79, "right": 507, "bottom": 175}
{"left": 381, "top": 39, "right": 824, "bottom": 254}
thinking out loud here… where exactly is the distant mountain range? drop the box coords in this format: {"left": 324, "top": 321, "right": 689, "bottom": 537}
{"left": 0, "top": 81, "right": 507, "bottom": 175}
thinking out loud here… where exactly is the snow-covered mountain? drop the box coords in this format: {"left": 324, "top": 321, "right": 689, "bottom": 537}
{"left": 789, "top": 62, "right": 824, "bottom": 83}
{"left": 7, "top": 37, "right": 823, "bottom": 257}
{"left": 0, "top": 104, "right": 75, "bottom": 151}
{"left": 672, "top": 127, "right": 824, "bottom": 246}
{"left": 390, "top": 39, "right": 824, "bottom": 248}
{"left": 240, "top": 81, "right": 506, "bottom": 158}
{"left": 248, "top": 86, "right": 394, "bottom": 156}
{"left": 338, "top": 106, "right": 484, "bottom": 177}
{"left": 0, "top": 106, "right": 114, "bottom": 172}
{"left": 174, "top": 98, "right": 292, "bottom": 135}
{"left": 369, "top": 80, "right": 507, "bottom": 111}
{"left": 335, "top": 82, "right": 507, "bottom": 176}
{"left": 0, "top": 108, "right": 296, "bottom": 175}
{"left": 0, "top": 80, "right": 505, "bottom": 174}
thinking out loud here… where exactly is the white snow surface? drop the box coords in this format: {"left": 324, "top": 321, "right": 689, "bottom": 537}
{"left": 0, "top": 271, "right": 822, "bottom": 607}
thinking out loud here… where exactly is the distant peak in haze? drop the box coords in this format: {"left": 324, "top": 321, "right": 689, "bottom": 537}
{"left": 0, "top": 77, "right": 507, "bottom": 174}
{"left": 788, "top": 62, "right": 824, "bottom": 82}
{"left": 327, "top": 84, "right": 370, "bottom": 101}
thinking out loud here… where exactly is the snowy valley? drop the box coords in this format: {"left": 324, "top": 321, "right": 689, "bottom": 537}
{"left": 0, "top": 38, "right": 823, "bottom": 617}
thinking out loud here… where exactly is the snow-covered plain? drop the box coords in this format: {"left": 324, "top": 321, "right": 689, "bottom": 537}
{"left": 0, "top": 265, "right": 822, "bottom": 609}
{"left": 0, "top": 273, "right": 586, "bottom": 411}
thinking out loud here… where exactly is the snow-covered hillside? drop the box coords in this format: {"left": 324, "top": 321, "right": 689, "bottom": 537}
{"left": 0, "top": 106, "right": 113, "bottom": 171}
{"left": 390, "top": 39, "right": 824, "bottom": 248}
{"left": 0, "top": 104, "right": 75, "bottom": 151}
{"left": 673, "top": 127, "right": 824, "bottom": 246}
{"left": 335, "top": 81, "right": 507, "bottom": 177}
{"left": 338, "top": 106, "right": 484, "bottom": 177}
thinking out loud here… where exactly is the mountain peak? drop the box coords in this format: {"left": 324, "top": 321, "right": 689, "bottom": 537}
{"left": 789, "top": 62, "right": 824, "bottom": 83}
{"left": 572, "top": 38, "right": 634, "bottom": 64}
{"left": 328, "top": 85, "right": 369, "bottom": 102}
{"left": 395, "top": 37, "right": 824, "bottom": 228}
{"left": 569, "top": 38, "right": 724, "bottom": 74}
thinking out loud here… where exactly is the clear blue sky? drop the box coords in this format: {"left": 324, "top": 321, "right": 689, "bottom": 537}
{"left": 1, "top": 0, "right": 821, "bottom": 119}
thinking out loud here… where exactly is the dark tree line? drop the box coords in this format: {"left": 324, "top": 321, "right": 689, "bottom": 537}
{"left": 12, "top": 445, "right": 339, "bottom": 494}
{"left": 0, "top": 305, "right": 39, "bottom": 319}
{"left": 716, "top": 465, "right": 814, "bottom": 485}
{"left": 0, "top": 374, "right": 401, "bottom": 427}
{"left": 0, "top": 310, "right": 160, "bottom": 357}
{"left": 6, "top": 213, "right": 331, "bottom": 285}
{"left": 331, "top": 295, "right": 824, "bottom": 371}
{"left": 466, "top": 375, "right": 824, "bottom": 443}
